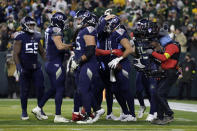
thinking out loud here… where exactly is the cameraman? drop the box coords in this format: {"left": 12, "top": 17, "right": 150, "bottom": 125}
{"left": 146, "top": 25, "right": 180, "bottom": 125}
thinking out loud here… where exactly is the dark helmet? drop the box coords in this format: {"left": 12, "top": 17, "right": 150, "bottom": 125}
{"left": 134, "top": 19, "right": 159, "bottom": 39}
{"left": 74, "top": 10, "right": 97, "bottom": 29}
{"left": 51, "top": 12, "right": 68, "bottom": 30}
{"left": 20, "top": 16, "right": 36, "bottom": 33}
{"left": 105, "top": 15, "right": 120, "bottom": 33}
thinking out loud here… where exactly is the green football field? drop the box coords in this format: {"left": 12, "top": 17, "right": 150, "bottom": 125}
{"left": 0, "top": 99, "right": 197, "bottom": 131}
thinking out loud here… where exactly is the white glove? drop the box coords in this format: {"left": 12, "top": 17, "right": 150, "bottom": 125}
{"left": 108, "top": 56, "right": 123, "bottom": 69}
{"left": 70, "top": 58, "right": 79, "bottom": 72}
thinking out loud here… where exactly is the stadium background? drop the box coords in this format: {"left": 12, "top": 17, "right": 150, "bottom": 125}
{"left": 0, "top": 0, "right": 197, "bottom": 99}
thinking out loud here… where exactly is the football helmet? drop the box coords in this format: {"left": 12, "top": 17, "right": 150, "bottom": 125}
{"left": 134, "top": 19, "right": 159, "bottom": 39}
{"left": 105, "top": 16, "right": 120, "bottom": 33}
{"left": 74, "top": 10, "right": 97, "bottom": 30}
{"left": 51, "top": 12, "right": 68, "bottom": 30}
{"left": 20, "top": 16, "right": 36, "bottom": 33}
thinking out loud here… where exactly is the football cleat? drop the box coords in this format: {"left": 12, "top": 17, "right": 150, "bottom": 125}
{"left": 138, "top": 106, "right": 146, "bottom": 118}
{"left": 114, "top": 113, "right": 128, "bottom": 121}
{"left": 146, "top": 114, "right": 155, "bottom": 122}
{"left": 121, "top": 115, "right": 137, "bottom": 122}
{"left": 41, "top": 109, "right": 48, "bottom": 120}
{"left": 163, "top": 115, "right": 174, "bottom": 123}
{"left": 151, "top": 118, "right": 168, "bottom": 125}
{"left": 76, "top": 115, "right": 93, "bottom": 124}
{"left": 21, "top": 112, "right": 29, "bottom": 120}
{"left": 54, "top": 115, "right": 70, "bottom": 123}
{"left": 72, "top": 112, "right": 84, "bottom": 121}
{"left": 92, "top": 108, "right": 105, "bottom": 122}
{"left": 32, "top": 106, "right": 42, "bottom": 120}
{"left": 106, "top": 113, "right": 117, "bottom": 120}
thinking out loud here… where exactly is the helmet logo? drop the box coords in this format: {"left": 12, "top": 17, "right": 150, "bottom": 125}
{"left": 56, "top": 15, "right": 63, "bottom": 20}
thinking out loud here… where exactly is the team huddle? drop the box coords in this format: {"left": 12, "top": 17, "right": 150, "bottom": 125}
{"left": 13, "top": 9, "right": 180, "bottom": 125}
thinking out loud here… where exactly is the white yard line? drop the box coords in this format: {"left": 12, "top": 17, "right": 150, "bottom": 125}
{"left": 134, "top": 99, "right": 197, "bottom": 112}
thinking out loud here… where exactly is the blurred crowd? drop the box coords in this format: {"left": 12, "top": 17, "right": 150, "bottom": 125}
{"left": 0, "top": 0, "right": 197, "bottom": 98}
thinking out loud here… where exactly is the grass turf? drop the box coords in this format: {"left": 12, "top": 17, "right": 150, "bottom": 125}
{"left": 0, "top": 99, "right": 197, "bottom": 131}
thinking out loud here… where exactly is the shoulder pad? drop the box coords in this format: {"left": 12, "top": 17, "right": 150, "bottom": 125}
{"left": 116, "top": 28, "right": 125, "bottom": 35}
{"left": 34, "top": 31, "right": 42, "bottom": 38}
{"left": 52, "top": 27, "right": 62, "bottom": 36}
{"left": 53, "top": 27, "right": 62, "bottom": 33}
{"left": 86, "top": 26, "right": 95, "bottom": 33}
{"left": 14, "top": 31, "right": 24, "bottom": 40}
{"left": 34, "top": 31, "right": 41, "bottom": 36}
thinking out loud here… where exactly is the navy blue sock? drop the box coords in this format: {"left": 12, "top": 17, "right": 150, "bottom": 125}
{"left": 123, "top": 91, "right": 135, "bottom": 117}
{"left": 38, "top": 87, "right": 55, "bottom": 108}
{"left": 106, "top": 88, "right": 113, "bottom": 115}
{"left": 55, "top": 86, "right": 64, "bottom": 115}
{"left": 74, "top": 92, "right": 81, "bottom": 112}
{"left": 137, "top": 92, "right": 145, "bottom": 107}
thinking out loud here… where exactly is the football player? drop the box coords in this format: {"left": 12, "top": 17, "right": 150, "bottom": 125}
{"left": 32, "top": 12, "right": 72, "bottom": 123}
{"left": 97, "top": 15, "right": 136, "bottom": 121}
{"left": 13, "top": 16, "right": 47, "bottom": 120}
{"left": 133, "top": 19, "right": 159, "bottom": 121}
{"left": 71, "top": 10, "right": 104, "bottom": 124}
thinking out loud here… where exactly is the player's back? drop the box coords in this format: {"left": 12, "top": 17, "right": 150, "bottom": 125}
{"left": 45, "top": 26, "right": 65, "bottom": 64}
{"left": 14, "top": 31, "right": 41, "bottom": 70}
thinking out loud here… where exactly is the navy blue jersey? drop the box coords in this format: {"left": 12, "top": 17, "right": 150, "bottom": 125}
{"left": 97, "top": 21, "right": 130, "bottom": 70}
{"left": 133, "top": 41, "right": 157, "bottom": 70}
{"left": 45, "top": 26, "right": 65, "bottom": 64}
{"left": 14, "top": 31, "right": 41, "bottom": 69}
{"left": 74, "top": 26, "right": 97, "bottom": 63}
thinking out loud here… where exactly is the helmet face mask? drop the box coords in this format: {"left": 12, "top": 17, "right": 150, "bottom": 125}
{"left": 134, "top": 19, "right": 159, "bottom": 40}
{"left": 74, "top": 16, "right": 83, "bottom": 30}
{"left": 21, "top": 16, "right": 36, "bottom": 33}
{"left": 74, "top": 10, "right": 97, "bottom": 30}
{"left": 105, "top": 16, "right": 120, "bottom": 33}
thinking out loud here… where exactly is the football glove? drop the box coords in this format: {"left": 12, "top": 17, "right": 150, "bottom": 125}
{"left": 108, "top": 56, "right": 123, "bottom": 69}
{"left": 70, "top": 58, "right": 82, "bottom": 72}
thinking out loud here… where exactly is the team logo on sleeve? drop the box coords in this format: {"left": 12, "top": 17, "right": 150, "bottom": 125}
{"left": 116, "top": 28, "right": 125, "bottom": 35}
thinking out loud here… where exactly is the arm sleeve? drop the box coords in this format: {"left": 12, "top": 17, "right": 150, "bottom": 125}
{"left": 95, "top": 48, "right": 111, "bottom": 56}
{"left": 152, "top": 44, "right": 179, "bottom": 62}
{"left": 116, "top": 28, "right": 129, "bottom": 43}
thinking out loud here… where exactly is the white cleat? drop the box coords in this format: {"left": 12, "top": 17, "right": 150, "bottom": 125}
{"left": 41, "top": 114, "right": 48, "bottom": 120}
{"left": 32, "top": 106, "right": 42, "bottom": 120}
{"left": 154, "top": 112, "right": 157, "bottom": 118}
{"left": 106, "top": 113, "right": 117, "bottom": 120}
{"left": 138, "top": 106, "right": 146, "bottom": 118}
{"left": 114, "top": 113, "right": 128, "bottom": 121}
{"left": 92, "top": 108, "right": 105, "bottom": 122}
{"left": 21, "top": 116, "right": 29, "bottom": 120}
{"left": 121, "top": 115, "right": 137, "bottom": 122}
{"left": 54, "top": 115, "right": 70, "bottom": 123}
{"left": 77, "top": 117, "right": 93, "bottom": 124}
{"left": 146, "top": 114, "right": 155, "bottom": 122}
